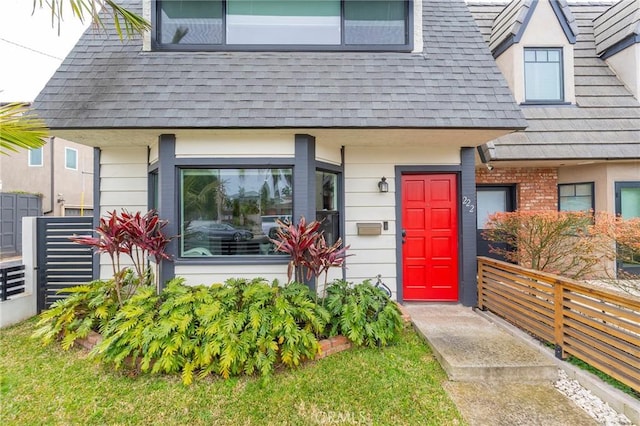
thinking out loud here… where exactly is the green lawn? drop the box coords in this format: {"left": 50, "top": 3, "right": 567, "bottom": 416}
{"left": 0, "top": 319, "right": 464, "bottom": 425}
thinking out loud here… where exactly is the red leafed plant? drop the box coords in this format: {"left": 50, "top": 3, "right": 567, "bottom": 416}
{"left": 70, "top": 210, "right": 173, "bottom": 305}
{"left": 270, "top": 216, "right": 350, "bottom": 295}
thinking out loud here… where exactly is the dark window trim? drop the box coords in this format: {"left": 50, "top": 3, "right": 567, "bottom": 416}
{"left": 615, "top": 181, "right": 640, "bottom": 216}
{"left": 151, "top": 0, "right": 414, "bottom": 52}
{"left": 558, "top": 181, "right": 594, "bottom": 212}
{"left": 176, "top": 160, "right": 295, "bottom": 264}
{"left": 524, "top": 46, "right": 564, "bottom": 103}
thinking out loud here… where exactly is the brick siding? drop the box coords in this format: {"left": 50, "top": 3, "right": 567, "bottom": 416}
{"left": 476, "top": 167, "right": 558, "bottom": 211}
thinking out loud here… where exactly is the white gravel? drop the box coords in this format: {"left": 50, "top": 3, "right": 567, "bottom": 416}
{"left": 554, "top": 369, "right": 636, "bottom": 426}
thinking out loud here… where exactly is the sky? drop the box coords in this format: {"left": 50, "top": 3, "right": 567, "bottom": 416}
{"left": 0, "top": 0, "right": 90, "bottom": 102}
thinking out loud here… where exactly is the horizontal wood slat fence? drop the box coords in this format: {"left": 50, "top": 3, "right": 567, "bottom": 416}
{"left": 477, "top": 256, "right": 640, "bottom": 393}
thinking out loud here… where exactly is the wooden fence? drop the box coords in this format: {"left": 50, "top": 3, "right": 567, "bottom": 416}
{"left": 477, "top": 256, "right": 640, "bottom": 393}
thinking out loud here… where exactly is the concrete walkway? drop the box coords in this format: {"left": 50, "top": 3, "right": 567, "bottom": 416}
{"left": 405, "top": 304, "right": 598, "bottom": 426}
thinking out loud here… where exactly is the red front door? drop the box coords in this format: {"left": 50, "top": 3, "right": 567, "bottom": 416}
{"left": 402, "top": 174, "right": 458, "bottom": 301}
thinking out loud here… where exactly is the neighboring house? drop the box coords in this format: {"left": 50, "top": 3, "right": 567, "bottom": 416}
{"left": 32, "top": 0, "right": 527, "bottom": 306}
{"left": 0, "top": 131, "right": 94, "bottom": 257}
{"left": 468, "top": 0, "right": 640, "bottom": 275}
{"left": 0, "top": 134, "right": 94, "bottom": 217}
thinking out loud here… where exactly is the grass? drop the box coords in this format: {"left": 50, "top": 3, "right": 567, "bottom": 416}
{"left": 0, "top": 319, "right": 465, "bottom": 425}
{"left": 567, "top": 356, "right": 640, "bottom": 400}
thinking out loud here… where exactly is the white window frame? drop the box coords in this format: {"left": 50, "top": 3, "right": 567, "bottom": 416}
{"left": 28, "top": 147, "right": 44, "bottom": 167}
{"left": 65, "top": 147, "right": 78, "bottom": 170}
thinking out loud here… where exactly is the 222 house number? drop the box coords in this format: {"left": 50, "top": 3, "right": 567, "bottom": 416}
{"left": 462, "top": 196, "right": 475, "bottom": 213}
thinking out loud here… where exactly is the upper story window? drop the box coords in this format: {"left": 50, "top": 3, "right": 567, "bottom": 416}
{"left": 28, "top": 147, "right": 43, "bottom": 167}
{"left": 524, "top": 47, "right": 564, "bottom": 103}
{"left": 154, "top": 0, "right": 412, "bottom": 51}
{"left": 65, "top": 147, "right": 78, "bottom": 170}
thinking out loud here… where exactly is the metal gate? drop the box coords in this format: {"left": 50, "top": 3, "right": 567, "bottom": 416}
{"left": 37, "top": 217, "right": 94, "bottom": 312}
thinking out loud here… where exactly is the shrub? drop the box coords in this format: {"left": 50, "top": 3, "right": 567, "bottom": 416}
{"left": 70, "top": 209, "right": 173, "bottom": 304}
{"left": 482, "top": 210, "right": 603, "bottom": 279}
{"left": 270, "top": 216, "right": 350, "bottom": 296}
{"left": 93, "top": 278, "right": 330, "bottom": 384}
{"left": 324, "top": 280, "right": 404, "bottom": 347}
{"left": 32, "top": 279, "right": 120, "bottom": 349}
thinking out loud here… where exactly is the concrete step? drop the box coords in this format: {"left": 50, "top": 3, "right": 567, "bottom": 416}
{"left": 445, "top": 382, "right": 598, "bottom": 426}
{"left": 405, "top": 304, "right": 558, "bottom": 383}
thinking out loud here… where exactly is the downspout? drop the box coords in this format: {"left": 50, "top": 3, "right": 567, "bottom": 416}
{"left": 340, "top": 145, "right": 346, "bottom": 282}
{"left": 43, "top": 136, "right": 55, "bottom": 214}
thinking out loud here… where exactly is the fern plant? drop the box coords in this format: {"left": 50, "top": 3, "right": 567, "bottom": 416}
{"left": 324, "top": 280, "right": 404, "bottom": 348}
{"left": 92, "top": 278, "right": 330, "bottom": 385}
{"left": 32, "top": 279, "right": 120, "bottom": 349}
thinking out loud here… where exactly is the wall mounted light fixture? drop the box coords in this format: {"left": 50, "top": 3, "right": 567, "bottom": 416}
{"left": 378, "top": 177, "right": 389, "bottom": 193}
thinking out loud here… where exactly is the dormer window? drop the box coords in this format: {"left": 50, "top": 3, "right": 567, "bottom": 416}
{"left": 524, "top": 47, "right": 564, "bottom": 103}
{"left": 154, "top": 0, "right": 412, "bottom": 51}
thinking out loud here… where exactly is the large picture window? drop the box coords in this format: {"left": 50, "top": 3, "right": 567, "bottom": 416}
{"left": 524, "top": 47, "right": 564, "bottom": 103}
{"left": 180, "top": 168, "right": 293, "bottom": 257}
{"left": 155, "top": 0, "right": 411, "bottom": 51}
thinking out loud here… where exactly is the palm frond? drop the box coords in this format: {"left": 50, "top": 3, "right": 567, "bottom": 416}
{"left": 33, "top": 0, "right": 151, "bottom": 40}
{"left": 0, "top": 103, "right": 48, "bottom": 155}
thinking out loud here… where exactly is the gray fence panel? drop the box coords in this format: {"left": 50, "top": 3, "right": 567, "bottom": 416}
{"left": 36, "top": 217, "right": 94, "bottom": 312}
{"left": 0, "top": 193, "right": 41, "bottom": 257}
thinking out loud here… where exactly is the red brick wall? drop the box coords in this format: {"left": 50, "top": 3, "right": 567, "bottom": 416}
{"left": 476, "top": 167, "right": 558, "bottom": 211}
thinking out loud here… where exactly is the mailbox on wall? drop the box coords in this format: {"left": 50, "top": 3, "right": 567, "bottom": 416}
{"left": 356, "top": 222, "right": 382, "bottom": 236}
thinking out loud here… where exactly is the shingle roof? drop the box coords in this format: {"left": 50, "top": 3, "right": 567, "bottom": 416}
{"left": 593, "top": 0, "right": 640, "bottom": 58}
{"left": 32, "top": 0, "right": 526, "bottom": 130}
{"left": 468, "top": 1, "right": 640, "bottom": 161}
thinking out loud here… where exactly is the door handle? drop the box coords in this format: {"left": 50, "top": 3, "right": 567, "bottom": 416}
{"left": 402, "top": 229, "right": 406, "bottom": 244}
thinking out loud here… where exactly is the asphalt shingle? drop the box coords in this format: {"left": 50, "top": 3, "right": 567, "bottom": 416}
{"left": 33, "top": 0, "right": 525, "bottom": 130}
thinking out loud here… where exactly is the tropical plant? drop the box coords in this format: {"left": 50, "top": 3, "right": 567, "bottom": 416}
{"left": 92, "top": 278, "right": 330, "bottom": 384}
{"left": 482, "top": 210, "right": 604, "bottom": 279}
{"left": 324, "top": 280, "right": 404, "bottom": 347}
{"left": 270, "top": 216, "right": 350, "bottom": 294}
{"left": 0, "top": 103, "right": 48, "bottom": 154}
{"left": 34, "top": 0, "right": 150, "bottom": 39}
{"left": 70, "top": 210, "right": 173, "bottom": 302}
{"left": 31, "top": 279, "right": 120, "bottom": 349}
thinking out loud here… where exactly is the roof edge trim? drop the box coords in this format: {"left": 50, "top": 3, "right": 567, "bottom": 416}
{"left": 549, "top": 0, "right": 578, "bottom": 44}
{"left": 599, "top": 33, "right": 640, "bottom": 59}
{"left": 492, "top": 0, "right": 539, "bottom": 57}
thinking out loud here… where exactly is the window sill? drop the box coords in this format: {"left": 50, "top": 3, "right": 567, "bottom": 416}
{"left": 175, "top": 256, "right": 290, "bottom": 266}
{"left": 520, "top": 101, "right": 573, "bottom": 107}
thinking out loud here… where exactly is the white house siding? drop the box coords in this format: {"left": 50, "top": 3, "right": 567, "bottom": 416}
{"left": 342, "top": 145, "right": 461, "bottom": 299}
{"left": 175, "top": 263, "right": 289, "bottom": 287}
{"left": 98, "top": 146, "right": 148, "bottom": 278}
{"left": 175, "top": 131, "right": 295, "bottom": 158}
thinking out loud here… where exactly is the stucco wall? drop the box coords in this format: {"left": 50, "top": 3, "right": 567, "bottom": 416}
{"left": 558, "top": 162, "right": 640, "bottom": 213}
{"left": 0, "top": 137, "right": 93, "bottom": 215}
{"left": 605, "top": 44, "right": 640, "bottom": 100}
